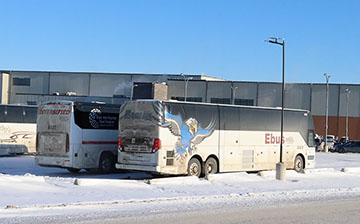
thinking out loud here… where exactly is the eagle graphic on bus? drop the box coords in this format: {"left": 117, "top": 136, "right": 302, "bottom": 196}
{"left": 154, "top": 102, "right": 216, "bottom": 159}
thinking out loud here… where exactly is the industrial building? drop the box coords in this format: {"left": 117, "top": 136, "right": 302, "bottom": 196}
{"left": 0, "top": 70, "right": 358, "bottom": 140}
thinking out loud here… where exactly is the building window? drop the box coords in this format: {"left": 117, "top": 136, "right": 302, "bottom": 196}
{"left": 171, "top": 97, "right": 202, "bottom": 102}
{"left": 211, "top": 98, "right": 230, "bottom": 104}
{"left": 234, "top": 99, "right": 254, "bottom": 106}
{"left": 27, "top": 101, "right": 37, "bottom": 106}
{"left": 13, "top": 78, "right": 31, "bottom": 86}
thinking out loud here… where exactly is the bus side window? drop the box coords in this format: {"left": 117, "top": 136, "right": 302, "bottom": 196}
{"left": 0, "top": 105, "right": 5, "bottom": 122}
{"left": 308, "top": 131, "right": 315, "bottom": 147}
{"left": 23, "top": 107, "right": 37, "bottom": 123}
{"left": 5, "top": 106, "right": 24, "bottom": 123}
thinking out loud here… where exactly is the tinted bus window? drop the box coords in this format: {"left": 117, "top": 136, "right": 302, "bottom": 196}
{"left": 74, "top": 104, "right": 120, "bottom": 130}
{"left": 0, "top": 105, "right": 5, "bottom": 122}
{"left": 219, "top": 106, "right": 240, "bottom": 131}
{"left": 23, "top": 107, "right": 37, "bottom": 123}
{"left": 5, "top": 106, "right": 24, "bottom": 123}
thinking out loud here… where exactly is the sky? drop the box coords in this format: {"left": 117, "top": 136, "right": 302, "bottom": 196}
{"left": 0, "top": 0, "right": 359, "bottom": 83}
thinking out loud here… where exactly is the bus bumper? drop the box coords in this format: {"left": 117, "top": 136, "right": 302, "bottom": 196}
{"left": 115, "top": 163, "right": 161, "bottom": 172}
{"left": 35, "top": 156, "right": 73, "bottom": 168}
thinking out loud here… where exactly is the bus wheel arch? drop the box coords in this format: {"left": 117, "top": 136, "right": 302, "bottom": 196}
{"left": 294, "top": 154, "right": 305, "bottom": 173}
{"left": 187, "top": 156, "right": 203, "bottom": 177}
{"left": 98, "top": 151, "right": 116, "bottom": 173}
{"left": 204, "top": 155, "right": 219, "bottom": 176}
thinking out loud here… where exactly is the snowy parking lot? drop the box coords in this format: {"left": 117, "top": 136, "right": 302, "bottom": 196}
{"left": 1, "top": 152, "right": 360, "bottom": 220}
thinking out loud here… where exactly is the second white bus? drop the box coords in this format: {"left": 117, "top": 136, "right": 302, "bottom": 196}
{"left": 116, "top": 100, "right": 316, "bottom": 177}
{"left": 35, "top": 101, "right": 121, "bottom": 173}
{"left": 0, "top": 104, "right": 37, "bottom": 155}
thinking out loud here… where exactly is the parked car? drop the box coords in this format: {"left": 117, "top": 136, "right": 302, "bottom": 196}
{"left": 339, "top": 136, "right": 349, "bottom": 144}
{"left": 326, "top": 135, "right": 336, "bottom": 150}
{"left": 336, "top": 141, "right": 360, "bottom": 153}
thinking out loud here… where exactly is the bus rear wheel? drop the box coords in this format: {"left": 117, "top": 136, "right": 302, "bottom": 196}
{"left": 98, "top": 153, "right": 115, "bottom": 174}
{"left": 294, "top": 155, "right": 304, "bottom": 173}
{"left": 205, "top": 157, "right": 218, "bottom": 176}
{"left": 188, "top": 158, "right": 201, "bottom": 177}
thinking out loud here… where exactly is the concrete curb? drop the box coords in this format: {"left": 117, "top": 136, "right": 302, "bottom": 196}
{"left": 341, "top": 167, "right": 360, "bottom": 173}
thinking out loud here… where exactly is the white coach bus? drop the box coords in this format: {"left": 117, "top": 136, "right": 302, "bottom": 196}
{"left": 35, "top": 101, "right": 120, "bottom": 173}
{"left": 0, "top": 104, "right": 37, "bottom": 155}
{"left": 116, "top": 100, "right": 316, "bottom": 177}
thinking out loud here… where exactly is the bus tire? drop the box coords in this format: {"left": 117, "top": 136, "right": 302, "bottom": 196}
{"left": 67, "top": 168, "right": 81, "bottom": 173}
{"left": 205, "top": 157, "right": 218, "bottom": 176}
{"left": 188, "top": 158, "right": 201, "bottom": 177}
{"left": 294, "top": 155, "right": 304, "bottom": 173}
{"left": 98, "top": 153, "right": 115, "bottom": 174}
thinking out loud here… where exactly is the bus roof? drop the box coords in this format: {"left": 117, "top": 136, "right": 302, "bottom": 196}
{"left": 129, "top": 99, "right": 310, "bottom": 113}
{"left": 40, "top": 100, "right": 121, "bottom": 107}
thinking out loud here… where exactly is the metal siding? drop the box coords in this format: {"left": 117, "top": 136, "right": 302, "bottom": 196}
{"left": 167, "top": 80, "right": 183, "bottom": 99}
{"left": 257, "top": 83, "right": 282, "bottom": 107}
{"left": 49, "top": 72, "right": 89, "bottom": 96}
{"left": 131, "top": 74, "right": 168, "bottom": 83}
{"left": 167, "top": 80, "right": 206, "bottom": 102}
{"left": 233, "top": 82, "right": 257, "bottom": 102}
{"left": 10, "top": 71, "right": 49, "bottom": 95}
{"left": 206, "top": 82, "right": 232, "bottom": 102}
{"left": 284, "top": 83, "right": 311, "bottom": 110}
{"left": 338, "top": 85, "right": 360, "bottom": 117}
{"left": 90, "top": 74, "right": 131, "bottom": 97}
{"left": 311, "top": 84, "right": 339, "bottom": 116}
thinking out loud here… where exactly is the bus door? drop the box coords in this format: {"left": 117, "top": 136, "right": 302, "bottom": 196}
{"left": 219, "top": 106, "right": 242, "bottom": 172}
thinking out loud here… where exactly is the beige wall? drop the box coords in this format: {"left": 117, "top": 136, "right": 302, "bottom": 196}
{"left": 1, "top": 73, "right": 9, "bottom": 104}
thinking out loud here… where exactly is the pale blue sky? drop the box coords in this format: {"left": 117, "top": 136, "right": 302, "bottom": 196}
{"left": 1, "top": 0, "right": 359, "bottom": 83}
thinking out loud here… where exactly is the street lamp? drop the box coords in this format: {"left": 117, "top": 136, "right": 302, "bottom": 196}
{"left": 324, "top": 73, "right": 331, "bottom": 152}
{"left": 180, "top": 73, "right": 193, "bottom": 102}
{"left": 265, "top": 37, "right": 285, "bottom": 181}
{"left": 231, "top": 86, "right": 238, "bottom": 105}
{"left": 346, "top": 88, "right": 351, "bottom": 141}
{"left": 130, "top": 84, "right": 138, "bottom": 100}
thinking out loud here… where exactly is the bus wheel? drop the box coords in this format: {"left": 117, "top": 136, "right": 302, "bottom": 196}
{"left": 205, "top": 157, "right": 218, "bottom": 176}
{"left": 98, "top": 153, "right": 115, "bottom": 174}
{"left": 188, "top": 158, "right": 201, "bottom": 177}
{"left": 294, "top": 155, "right": 304, "bottom": 173}
{"left": 67, "top": 168, "right": 81, "bottom": 173}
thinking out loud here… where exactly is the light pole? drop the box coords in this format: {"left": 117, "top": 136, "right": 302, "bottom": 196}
{"left": 180, "top": 73, "right": 192, "bottom": 102}
{"left": 346, "top": 88, "right": 351, "bottom": 141}
{"left": 231, "top": 86, "right": 238, "bottom": 105}
{"left": 130, "top": 84, "right": 138, "bottom": 100}
{"left": 265, "top": 37, "right": 285, "bottom": 181}
{"left": 324, "top": 73, "right": 331, "bottom": 152}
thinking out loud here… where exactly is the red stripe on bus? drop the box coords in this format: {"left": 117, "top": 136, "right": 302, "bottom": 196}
{"left": 82, "top": 141, "right": 118, "bottom": 145}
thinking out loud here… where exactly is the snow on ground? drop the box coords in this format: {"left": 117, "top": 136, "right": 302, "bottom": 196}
{"left": 1, "top": 152, "right": 360, "bottom": 218}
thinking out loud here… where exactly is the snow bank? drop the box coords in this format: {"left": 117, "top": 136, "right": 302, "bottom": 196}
{"left": 2, "top": 153, "right": 360, "bottom": 216}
